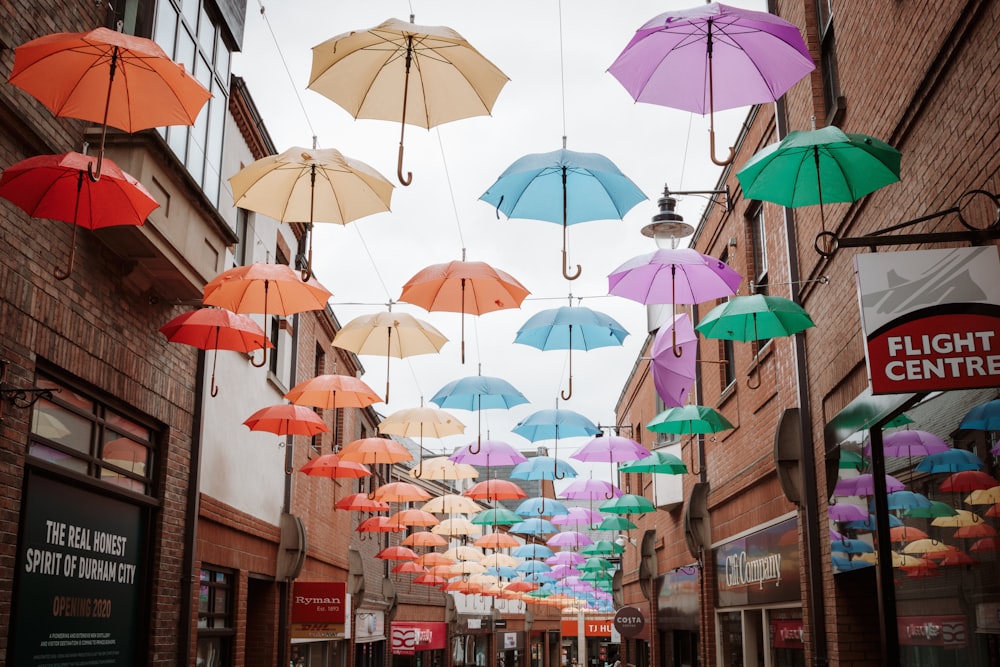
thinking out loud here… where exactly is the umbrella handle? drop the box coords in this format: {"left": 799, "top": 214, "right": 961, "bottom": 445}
{"left": 251, "top": 346, "right": 268, "bottom": 368}
{"left": 397, "top": 143, "right": 412, "bottom": 186}
{"left": 210, "top": 345, "right": 220, "bottom": 397}
{"left": 397, "top": 35, "right": 414, "bottom": 186}
{"left": 53, "top": 213, "right": 80, "bottom": 281}
{"left": 468, "top": 434, "right": 482, "bottom": 455}
{"left": 87, "top": 151, "right": 105, "bottom": 182}
{"left": 746, "top": 368, "right": 761, "bottom": 389}
{"left": 709, "top": 128, "right": 736, "bottom": 167}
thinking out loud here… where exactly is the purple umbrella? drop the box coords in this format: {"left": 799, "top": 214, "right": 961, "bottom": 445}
{"left": 561, "top": 478, "right": 623, "bottom": 501}
{"left": 864, "top": 430, "right": 949, "bottom": 458}
{"left": 551, "top": 507, "right": 603, "bottom": 527}
{"left": 550, "top": 565, "right": 582, "bottom": 578}
{"left": 547, "top": 551, "right": 586, "bottom": 566}
{"left": 608, "top": 248, "right": 742, "bottom": 306}
{"left": 650, "top": 313, "right": 698, "bottom": 406}
{"left": 572, "top": 435, "right": 651, "bottom": 497}
{"left": 547, "top": 531, "right": 595, "bottom": 548}
{"left": 833, "top": 473, "right": 905, "bottom": 497}
{"left": 608, "top": 3, "right": 814, "bottom": 165}
{"left": 828, "top": 503, "right": 868, "bottom": 522}
{"left": 451, "top": 440, "right": 528, "bottom": 467}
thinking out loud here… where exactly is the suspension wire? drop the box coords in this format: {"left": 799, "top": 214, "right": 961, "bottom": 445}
{"left": 436, "top": 129, "right": 468, "bottom": 253}
{"left": 558, "top": 0, "right": 567, "bottom": 141}
{"left": 256, "top": 2, "right": 317, "bottom": 144}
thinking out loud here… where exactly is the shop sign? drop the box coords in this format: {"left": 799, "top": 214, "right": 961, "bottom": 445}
{"left": 356, "top": 610, "right": 385, "bottom": 641}
{"left": 716, "top": 519, "right": 799, "bottom": 607}
{"left": 10, "top": 473, "right": 144, "bottom": 666}
{"left": 855, "top": 247, "right": 1000, "bottom": 395}
{"left": 291, "top": 581, "right": 346, "bottom": 639}
{"left": 504, "top": 632, "right": 518, "bottom": 649}
{"left": 560, "top": 619, "right": 613, "bottom": 637}
{"left": 391, "top": 621, "right": 447, "bottom": 655}
{"left": 897, "top": 615, "right": 967, "bottom": 648}
{"left": 613, "top": 607, "right": 645, "bottom": 638}
{"left": 771, "top": 620, "right": 804, "bottom": 649}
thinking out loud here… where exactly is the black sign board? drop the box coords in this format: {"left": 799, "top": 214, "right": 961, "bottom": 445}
{"left": 613, "top": 606, "right": 645, "bottom": 638}
{"left": 494, "top": 619, "right": 507, "bottom": 629}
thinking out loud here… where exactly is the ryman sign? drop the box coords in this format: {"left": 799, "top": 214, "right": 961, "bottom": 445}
{"left": 855, "top": 246, "right": 1000, "bottom": 395}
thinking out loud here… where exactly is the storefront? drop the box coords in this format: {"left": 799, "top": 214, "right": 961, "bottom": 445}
{"left": 289, "top": 581, "right": 348, "bottom": 667}
{"left": 714, "top": 517, "right": 804, "bottom": 667}
{"left": 453, "top": 615, "right": 491, "bottom": 667}
{"left": 560, "top": 617, "right": 614, "bottom": 667}
{"left": 391, "top": 621, "right": 447, "bottom": 667}
{"left": 498, "top": 630, "right": 524, "bottom": 667}
{"left": 657, "top": 567, "right": 699, "bottom": 667}
{"left": 355, "top": 609, "right": 387, "bottom": 667}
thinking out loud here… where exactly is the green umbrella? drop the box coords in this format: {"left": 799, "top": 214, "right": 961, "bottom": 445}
{"left": 839, "top": 449, "right": 864, "bottom": 470}
{"left": 904, "top": 500, "right": 958, "bottom": 519}
{"left": 581, "top": 540, "right": 624, "bottom": 555}
{"left": 578, "top": 557, "right": 612, "bottom": 572}
{"left": 620, "top": 449, "right": 688, "bottom": 474}
{"left": 471, "top": 508, "right": 522, "bottom": 525}
{"left": 596, "top": 516, "right": 637, "bottom": 531}
{"left": 736, "top": 125, "right": 901, "bottom": 233}
{"left": 696, "top": 295, "right": 815, "bottom": 342}
{"left": 600, "top": 494, "right": 656, "bottom": 515}
{"left": 580, "top": 570, "right": 614, "bottom": 582}
{"left": 647, "top": 405, "right": 734, "bottom": 435}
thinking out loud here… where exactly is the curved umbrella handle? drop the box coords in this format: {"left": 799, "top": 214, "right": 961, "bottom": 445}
{"left": 414, "top": 452, "right": 424, "bottom": 479}
{"left": 554, "top": 458, "right": 566, "bottom": 480}
{"left": 746, "top": 368, "right": 761, "bottom": 390}
{"left": 87, "top": 152, "right": 105, "bottom": 182}
{"left": 562, "top": 250, "right": 581, "bottom": 281}
{"left": 468, "top": 434, "right": 482, "bottom": 455}
{"left": 397, "top": 143, "right": 412, "bottom": 186}
{"left": 604, "top": 489, "right": 615, "bottom": 500}
{"left": 709, "top": 128, "right": 736, "bottom": 167}
{"left": 210, "top": 343, "right": 220, "bottom": 397}
{"left": 251, "top": 282, "right": 271, "bottom": 367}
{"left": 53, "top": 223, "right": 79, "bottom": 280}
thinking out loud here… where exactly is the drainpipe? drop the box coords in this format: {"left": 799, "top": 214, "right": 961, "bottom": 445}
{"left": 278, "top": 312, "right": 302, "bottom": 667}
{"left": 775, "top": 95, "right": 828, "bottom": 665}
{"left": 179, "top": 349, "right": 207, "bottom": 663}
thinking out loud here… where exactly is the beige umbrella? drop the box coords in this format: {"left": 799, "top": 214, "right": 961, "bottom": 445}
{"left": 450, "top": 561, "right": 488, "bottom": 576}
{"left": 229, "top": 147, "right": 393, "bottom": 280}
{"left": 901, "top": 539, "right": 953, "bottom": 556}
{"left": 932, "top": 509, "right": 985, "bottom": 528}
{"left": 333, "top": 310, "right": 448, "bottom": 402}
{"left": 408, "top": 457, "right": 479, "bottom": 481}
{"left": 422, "top": 494, "right": 482, "bottom": 515}
{"left": 480, "top": 553, "right": 520, "bottom": 568}
{"left": 965, "top": 485, "right": 1000, "bottom": 505}
{"left": 434, "top": 519, "right": 482, "bottom": 538}
{"left": 309, "top": 17, "right": 509, "bottom": 186}
{"left": 379, "top": 406, "right": 466, "bottom": 478}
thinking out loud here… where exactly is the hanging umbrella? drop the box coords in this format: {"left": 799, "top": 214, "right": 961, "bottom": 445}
{"left": 736, "top": 126, "right": 901, "bottom": 235}
{"left": 228, "top": 147, "right": 394, "bottom": 280}
{"left": 400, "top": 260, "right": 530, "bottom": 363}
{"left": 940, "top": 471, "right": 998, "bottom": 493}
{"left": 512, "top": 544, "right": 555, "bottom": 559}
{"left": 549, "top": 552, "right": 587, "bottom": 567}
{"left": 376, "top": 546, "right": 419, "bottom": 561}
{"left": 844, "top": 513, "right": 903, "bottom": 532}
{"left": 336, "top": 493, "right": 389, "bottom": 512}
{"left": 512, "top": 409, "right": 601, "bottom": 480}
{"left": 600, "top": 494, "right": 657, "bottom": 515}
{"left": 551, "top": 508, "right": 603, "bottom": 528}
{"left": 620, "top": 449, "right": 688, "bottom": 475}
{"left": 960, "top": 399, "right": 1000, "bottom": 431}
{"left": 965, "top": 486, "right": 1000, "bottom": 506}
{"left": 402, "top": 531, "right": 448, "bottom": 548}
{"left": 561, "top": 479, "right": 623, "bottom": 501}
{"left": 433, "top": 519, "right": 481, "bottom": 538}
{"left": 938, "top": 549, "right": 977, "bottom": 567}
{"left": 471, "top": 508, "right": 522, "bottom": 526}
{"left": 432, "top": 374, "right": 529, "bottom": 454}
{"left": 408, "top": 457, "right": 479, "bottom": 482}
{"left": 516, "top": 497, "right": 569, "bottom": 517}
{"left": 649, "top": 314, "right": 699, "bottom": 407}
{"left": 572, "top": 436, "right": 650, "bottom": 497}
{"left": 828, "top": 503, "right": 868, "bottom": 522}
{"left": 475, "top": 533, "right": 522, "bottom": 550}
{"left": 904, "top": 501, "right": 958, "bottom": 519}
{"left": 581, "top": 540, "right": 624, "bottom": 556}
{"left": 597, "top": 517, "right": 638, "bottom": 531}
{"left": 413, "top": 573, "right": 448, "bottom": 587}
{"left": 647, "top": 405, "right": 734, "bottom": 435}
{"left": 451, "top": 439, "right": 528, "bottom": 467}
{"left": 608, "top": 3, "right": 814, "bottom": 165}
{"left": 509, "top": 518, "right": 558, "bottom": 535}
{"left": 444, "top": 545, "right": 486, "bottom": 562}
{"left": 244, "top": 404, "right": 328, "bottom": 437}
{"left": 833, "top": 473, "right": 905, "bottom": 497}
{"left": 916, "top": 449, "right": 985, "bottom": 474}
{"left": 889, "top": 526, "right": 929, "bottom": 543}
{"left": 308, "top": 17, "right": 509, "bottom": 185}
{"left": 464, "top": 480, "right": 527, "bottom": 502}
{"left": 969, "top": 537, "right": 1000, "bottom": 553}
{"left": 839, "top": 449, "right": 865, "bottom": 470}
{"left": 511, "top": 457, "right": 579, "bottom": 481}
{"left": 388, "top": 509, "right": 440, "bottom": 529}
{"left": 547, "top": 531, "right": 594, "bottom": 548}
{"left": 338, "top": 437, "right": 413, "bottom": 465}
{"left": 373, "top": 481, "right": 432, "bottom": 504}
{"left": 831, "top": 538, "right": 875, "bottom": 555}
{"left": 300, "top": 454, "right": 372, "bottom": 479}
{"left": 357, "top": 516, "right": 404, "bottom": 533}
{"left": 422, "top": 494, "right": 482, "bottom": 515}
{"left": 481, "top": 553, "right": 520, "bottom": 568}
{"left": 514, "top": 305, "right": 629, "bottom": 399}
{"left": 0, "top": 151, "right": 159, "bottom": 279}
{"left": 931, "top": 509, "right": 985, "bottom": 528}
{"left": 416, "top": 552, "right": 455, "bottom": 567}
{"left": 161, "top": 308, "right": 271, "bottom": 397}
{"left": 202, "top": 263, "right": 332, "bottom": 368}
{"left": 392, "top": 561, "right": 427, "bottom": 574}
{"left": 864, "top": 430, "right": 949, "bottom": 458}
{"left": 900, "top": 539, "right": 953, "bottom": 556}
{"left": 284, "top": 374, "right": 383, "bottom": 446}
{"left": 332, "top": 310, "right": 448, "bottom": 402}
{"left": 9, "top": 27, "right": 210, "bottom": 180}
{"left": 608, "top": 248, "right": 742, "bottom": 306}
{"left": 378, "top": 406, "right": 465, "bottom": 477}
{"left": 480, "top": 147, "right": 646, "bottom": 280}
{"left": 885, "top": 491, "right": 932, "bottom": 512}
{"left": 953, "top": 522, "right": 998, "bottom": 539}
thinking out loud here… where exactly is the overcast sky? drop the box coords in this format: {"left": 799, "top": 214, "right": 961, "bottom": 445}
{"left": 230, "top": 0, "right": 767, "bottom": 477}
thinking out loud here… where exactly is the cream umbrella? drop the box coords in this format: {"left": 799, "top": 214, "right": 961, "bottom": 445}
{"left": 434, "top": 519, "right": 482, "bottom": 538}
{"left": 422, "top": 494, "right": 482, "bottom": 515}
{"left": 408, "top": 457, "right": 479, "bottom": 481}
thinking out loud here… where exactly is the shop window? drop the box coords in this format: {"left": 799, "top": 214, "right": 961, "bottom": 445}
{"left": 28, "top": 373, "right": 156, "bottom": 496}
{"left": 152, "top": 0, "right": 231, "bottom": 207}
{"left": 814, "top": 0, "right": 844, "bottom": 124}
{"left": 312, "top": 343, "right": 326, "bottom": 454}
{"left": 197, "top": 566, "right": 234, "bottom": 665}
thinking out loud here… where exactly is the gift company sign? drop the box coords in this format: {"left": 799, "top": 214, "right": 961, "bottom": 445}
{"left": 855, "top": 247, "right": 1000, "bottom": 395}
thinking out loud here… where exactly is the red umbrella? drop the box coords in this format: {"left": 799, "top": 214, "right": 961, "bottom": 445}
{"left": 940, "top": 471, "right": 998, "bottom": 493}
{"left": 954, "top": 522, "right": 997, "bottom": 539}
{"left": 300, "top": 454, "right": 372, "bottom": 479}
{"left": 243, "top": 404, "right": 328, "bottom": 436}
{"left": 413, "top": 574, "right": 448, "bottom": 587}
{"left": 0, "top": 152, "right": 158, "bottom": 279}
{"left": 336, "top": 493, "right": 389, "bottom": 512}
{"left": 161, "top": 308, "right": 272, "bottom": 396}
{"left": 376, "top": 546, "right": 419, "bottom": 561}
{"left": 464, "top": 479, "right": 527, "bottom": 501}
{"left": 969, "top": 537, "right": 1000, "bottom": 553}
{"left": 392, "top": 561, "right": 427, "bottom": 574}
{"left": 357, "top": 516, "right": 403, "bottom": 533}
{"left": 285, "top": 374, "right": 383, "bottom": 446}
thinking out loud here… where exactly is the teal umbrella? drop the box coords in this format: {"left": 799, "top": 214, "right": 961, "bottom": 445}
{"left": 620, "top": 449, "right": 688, "bottom": 474}
{"left": 596, "top": 516, "right": 637, "bottom": 531}
{"left": 578, "top": 557, "right": 612, "bottom": 572}
{"left": 647, "top": 405, "right": 734, "bottom": 435}
{"left": 600, "top": 494, "right": 656, "bottom": 515}
{"left": 581, "top": 540, "right": 624, "bottom": 556}
{"left": 471, "top": 508, "right": 522, "bottom": 526}
{"left": 736, "top": 125, "right": 901, "bottom": 233}
{"left": 903, "top": 500, "right": 958, "bottom": 519}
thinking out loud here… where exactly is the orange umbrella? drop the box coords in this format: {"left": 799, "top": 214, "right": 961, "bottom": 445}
{"left": 9, "top": 27, "right": 210, "bottom": 180}
{"left": 299, "top": 454, "right": 372, "bottom": 479}
{"left": 889, "top": 525, "right": 929, "bottom": 543}
{"left": 286, "top": 375, "right": 382, "bottom": 446}
{"left": 403, "top": 532, "right": 449, "bottom": 548}
{"left": 373, "top": 482, "right": 432, "bottom": 504}
{"left": 388, "top": 509, "right": 441, "bottom": 528}
{"left": 504, "top": 581, "right": 538, "bottom": 593}
{"left": 392, "top": 561, "right": 426, "bottom": 574}
{"left": 464, "top": 479, "right": 527, "bottom": 501}
{"left": 357, "top": 516, "right": 403, "bottom": 533}
{"left": 416, "top": 553, "right": 455, "bottom": 567}
{"left": 203, "top": 263, "right": 332, "bottom": 367}
{"left": 475, "top": 532, "right": 521, "bottom": 550}
{"left": 336, "top": 493, "right": 389, "bottom": 512}
{"left": 954, "top": 522, "right": 998, "bottom": 539}
{"left": 161, "top": 308, "right": 272, "bottom": 396}
{"left": 339, "top": 437, "right": 413, "bottom": 465}
{"left": 376, "top": 546, "right": 419, "bottom": 561}
{"left": 244, "top": 404, "right": 328, "bottom": 436}
{"left": 399, "top": 259, "right": 530, "bottom": 363}
{"left": 413, "top": 574, "right": 448, "bottom": 587}
{"left": 427, "top": 565, "right": 458, "bottom": 577}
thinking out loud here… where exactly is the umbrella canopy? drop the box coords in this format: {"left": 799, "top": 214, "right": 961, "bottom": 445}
{"left": 471, "top": 508, "right": 523, "bottom": 526}
{"left": 9, "top": 27, "right": 210, "bottom": 179}
{"left": 865, "top": 430, "right": 949, "bottom": 458}
{"left": 831, "top": 538, "right": 875, "bottom": 555}
{"left": 511, "top": 457, "right": 579, "bottom": 481}
{"left": 475, "top": 533, "right": 522, "bottom": 550}
{"left": 433, "top": 518, "right": 481, "bottom": 537}
{"left": 516, "top": 498, "right": 569, "bottom": 517}
{"left": 402, "top": 531, "right": 448, "bottom": 548}
{"left": 464, "top": 480, "right": 527, "bottom": 501}
{"left": 620, "top": 449, "right": 688, "bottom": 475}
{"left": 422, "top": 494, "right": 482, "bottom": 515}
{"left": 890, "top": 526, "right": 930, "bottom": 543}
{"left": 608, "top": 248, "right": 742, "bottom": 306}
{"left": 391, "top": 561, "right": 427, "bottom": 574}
{"left": 561, "top": 479, "right": 622, "bottom": 501}
{"left": 299, "top": 454, "right": 372, "bottom": 479}
{"left": 336, "top": 493, "right": 389, "bottom": 512}
{"left": 828, "top": 503, "right": 868, "bottom": 522}
{"left": 649, "top": 313, "right": 698, "bottom": 407}
{"left": 581, "top": 540, "right": 624, "bottom": 556}
{"left": 940, "top": 471, "right": 998, "bottom": 493}
{"left": 647, "top": 405, "right": 734, "bottom": 435}
{"left": 904, "top": 501, "right": 958, "bottom": 519}
{"left": 480, "top": 147, "right": 646, "bottom": 280}
{"left": 696, "top": 294, "right": 815, "bottom": 341}
{"left": 960, "top": 399, "right": 1000, "bottom": 431}
{"left": 547, "top": 531, "right": 594, "bottom": 548}
{"left": 965, "top": 486, "right": 1000, "bottom": 506}
{"left": 515, "top": 305, "right": 629, "bottom": 399}
{"left": 285, "top": 374, "right": 382, "bottom": 445}
{"left": 332, "top": 310, "right": 447, "bottom": 402}
{"left": 431, "top": 375, "right": 529, "bottom": 411}
{"left": 510, "top": 518, "right": 559, "bottom": 535}
{"left": 451, "top": 439, "right": 528, "bottom": 467}
{"left": 736, "top": 126, "right": 901, "bottom": 233}
{"left": 161, "top": 308, "right": 272, "bottom": 396}
{"left": 408, "top": 457, "right": 479, "bottom": 481}
{"left": 551, "top": 508, "right": 602, "bottom": 527}
{"left": 513, "top": 409, "right": 601, "bottom": 477}
{"left": 600, "top": 494, "right": 657, "bottom": 515}
{"left": 416, "top": 552, "right": 455, "bottom": 567}
{"left": 833, "top": 473, "right": 905, "bottom": 497}
{"left": 357, "top": 516, "right": 404, "bottom": 533}
{"left": 512, "top": 544, "right": 555, "bottom": 559}
{"left": 885, "top": 491, "right": 932, "bottom": 512}
{"left": 401, "top": 260, "right": 530, "bottom": 363}
{"left": 388, "top": 509, "right": 440, "bottom": 528}
{"left": 597, "top": 517, "right": 638, "bottom": 531}
{"left": 339, "top": 437, "right": 413, "bottom": 465}
{"left": 244, "top": 404, "right": 329, "bottom": 437}
{"left": 572, "top": 435, "right": 651, "bottom": 489}
{"left": 379, "top": 406, "right": 466, "bottom": 440}
{"left": 0, "top": 151, "right": 159, "bottom": 279}
{"left": 549, "top": 552, "right": 587, "bottom": 566}
{"left": 373, "top": 481, "right": 432, "bottom": 503}
{"left": 608, "top": 3, "right": 814, "bottom": 165}
{"left": 228, "top": 147, "right": 393, "bottom": 280}
{"left": 916, "top": 449, "right": 985, "bottom": 474}
{"left": 443, "top": 546, "right": 486, "bottom": 562}
{"left": 376, "top": 546, "right": 419, "bottom": 561}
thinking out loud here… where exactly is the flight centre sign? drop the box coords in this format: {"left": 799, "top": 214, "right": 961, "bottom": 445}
{"left": 855, "top": 246, "right": 1000, "bottom": 395}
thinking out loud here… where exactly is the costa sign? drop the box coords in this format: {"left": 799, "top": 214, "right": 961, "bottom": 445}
{"left": 855, "top": 247, "right": 1000, "bottom": 395}
{"left": 613, "top": 606, "right": 645, "bottom": 638}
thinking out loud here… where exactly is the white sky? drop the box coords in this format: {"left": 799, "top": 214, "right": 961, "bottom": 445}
{"left": 230, "top": 0, "right": 765, "bottom": 477}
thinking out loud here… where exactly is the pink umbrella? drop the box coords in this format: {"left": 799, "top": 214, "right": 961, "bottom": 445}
{"left": 547, "top": 551, "right": 586, "bottom": 566}
{"left": 833, "top": 473, "right": 905, "bottom": 497}
{"left": 561, "top": 478, "right": 623, "bottom": 501}
{"left": 551, "top": 507, "right": 603, "bottom": 527}
{"left": 451, "top": 439, "right": 528, "bottom": 467}
{"left": 650, "top": 313, "right": 698, "bottom": 406}
{"left": 828, "top": 503, "right": 868, "bottom": 522}
{"left": 864, "top": 430, "right": 949, "bottom": 458}
{"left": 608, "top": 248, "right": 742, "bottom": 306}
{"left": 571, "top": 436, "right": 650, "bottom": 494}
{"left": 550, "top": 565, "right": 582, "bottom": 578}
{"left": 546, "top": 531, "right": 594, "bottom": 548}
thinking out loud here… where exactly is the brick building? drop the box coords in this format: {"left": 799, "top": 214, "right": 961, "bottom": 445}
{"left": 614, "top": 1, "right": 1000, "bottom": 666}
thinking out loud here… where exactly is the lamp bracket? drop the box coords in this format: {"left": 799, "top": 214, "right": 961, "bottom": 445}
{"left": 665, "top": 185, "right": 731, "bottom": 213}
{"left": 0, "top": 361, "right": 58, "bottom": 412}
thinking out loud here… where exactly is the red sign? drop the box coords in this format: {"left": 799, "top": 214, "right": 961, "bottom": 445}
{"left": 855, "top": 247, "right": 1000, "bottom": 395}
{"left": 291, "top": 581, "right": 346, "bottom": 624}
{"left": 771, "top": 620, "right": 803, "bottom": 649}
{"left": 897, "top": 615, "right": 967, "bottom": 648}
{"left": 391, "top": 621, "right": 447, "bottom": 655}
{"left": 560, "top": 619, "right": 613, "bottom": 637}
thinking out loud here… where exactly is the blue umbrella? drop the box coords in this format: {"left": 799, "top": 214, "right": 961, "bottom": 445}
{"left": 432, "top": 373, "right": 528, "bottom": 454}
{"left": 523, "top": 571, "right": 556, "bottom": 583}
{"left": 486, "top": 566, "right": 520, "bottom": 579}
{"left": 515, "top": 497, "right": 569, "bottom": 517}
{"left": 960, "top": 399, "right": 1000, "bottom": 431}
{"left": 513, "top": 408, "right": 600, "bottom": 480}
{"left": 514, "top": 305, "right": 629, "bottom": 399}
{"left": 516, "top": 560, "right": 553, "bottom": 574}
{"left": 510, "top": 517, "right": 558, "bottom": 535}
{"left": 915, "top": 449, "right": 984, "bottom": 474}
{"left": 480, "top": 147, "right": 646, "bottom": 280}
{"left": 511, "top": 456, "right": 579, "bottom": 480}
{"left": 844, "top": 513, "right": 903, "bottom": 531}
{"left": 831, "top": 538, "right": 874, "bottom": 555}
{"left": 512, "top": 544, "right": 555, "bottom": 559}
{"left": 882, "top": 491, "right": 932, "bottom": 512}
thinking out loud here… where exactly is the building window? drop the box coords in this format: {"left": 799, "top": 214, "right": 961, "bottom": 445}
{"left": 28, "top": 373, "right": 156, "bottom": 496}
{"left": 748, "top": 204, "right": 768, "bottom": 295}
{"left": 814, "top": 0, "right": 843, "bottom": 123}
{"left": 197, "top": 566, "right": 234, "bottom": 665}
{"left": 153, "top": 0, "right": 231, "bottom": 207}
{"left": 719, "top": 250, "right": 737, "bottom": 388}
{"left": 312, "top": 344, "right": 325, "bottom": 454}
{"left": 233, "top": 208, "right": 251, "bottom": 268}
